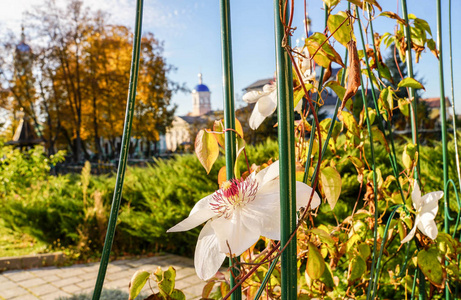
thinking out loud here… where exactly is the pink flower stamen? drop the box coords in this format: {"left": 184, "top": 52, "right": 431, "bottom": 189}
{"left": 209, "top": 177, "right": 259, "bottom": 219}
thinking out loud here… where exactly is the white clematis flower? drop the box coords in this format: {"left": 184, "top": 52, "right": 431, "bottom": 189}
{"left": 242, "top": 83, "right": 277, "bottom": 130}
{"left": 401, "top": 181, "right": 444, "bottom": 243}
{"left": 167, "top": 161, "right": 321, "bottom": 280}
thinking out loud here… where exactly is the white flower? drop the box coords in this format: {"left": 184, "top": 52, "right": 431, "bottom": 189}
{"left": 401, "top": 181, "right": 443, "bottom": 243}
{"left": 167, "top": 161, "right": 321, "bottom": 280}
{"left": 242, "top": 83, "right": 277, "bottom": 130}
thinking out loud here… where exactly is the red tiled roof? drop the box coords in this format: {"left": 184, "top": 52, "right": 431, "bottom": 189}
{"left": 420, "top": 97, "right": 451, "bottom": 109}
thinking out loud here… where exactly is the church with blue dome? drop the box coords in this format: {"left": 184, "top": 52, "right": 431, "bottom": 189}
{"left": 191, "top": 73, "right": 211, "bottom": 116}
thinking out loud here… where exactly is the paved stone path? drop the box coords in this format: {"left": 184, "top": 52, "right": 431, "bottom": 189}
{"left": 0, "top": 254, "right": 204, "bottom": 300}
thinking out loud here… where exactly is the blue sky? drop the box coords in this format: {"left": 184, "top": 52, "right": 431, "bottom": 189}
{"left": 3, "top": 0, "right": 461, "bottom": 116}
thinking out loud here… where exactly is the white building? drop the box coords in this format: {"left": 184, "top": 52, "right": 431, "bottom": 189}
{"left": 161, "top": 73, "right": 218, "bottom": 153}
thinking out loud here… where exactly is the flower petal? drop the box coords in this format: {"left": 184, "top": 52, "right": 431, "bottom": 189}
{"left": 245, "top": 179, "right": 281, "bottom": 240}
{"left": 257, "top": 93, "right": 277, "bottom": 117}
{"left": 194, "top": 221, "right": 226, "bottom": 280}
{"left": 263, "top": 83, "right": 276, "bottom": 93}
{"left": 167, "top": 195, "right": 216, "bottom": 232}
{"left": 243, "top": 90, "right": 264, "bottom": 104}
{"left": 210, "top": 212, "right": 261, "bottom": 256}
{"left": 418, "top": 212, "right": 438, "bottom": 240}
{"left": 401, "top": 214, "right": 420, "bottom": 244}
{"left": 249, "top": 102, "right": 267, "bottom": 130}
{"left": 255, "top": 161, "right": 280, "bottom": 186}
{"left": 412, "top": 181, "right": 422, "bottom": 210}
{"left": 296, "top": 181, "right": 321, "bottom": 209}
{"left": 420, "top": 191, "right": 443, "bottom": 216}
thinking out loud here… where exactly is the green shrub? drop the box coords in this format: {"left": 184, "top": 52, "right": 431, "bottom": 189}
{"left": 1, "top": 137, "right": 459, "bottom": 257}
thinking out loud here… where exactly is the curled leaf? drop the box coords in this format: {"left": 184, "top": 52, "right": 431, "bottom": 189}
{"left": 340, "top": 40, "right": 361, "bottom": 113}
{"left": 195, "top": 129, "right": 219, "bottom": 174}
{"left": 129, "top": 270, "right": 150, "bottom": 300}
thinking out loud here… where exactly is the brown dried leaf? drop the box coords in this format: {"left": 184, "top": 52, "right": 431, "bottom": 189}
{"left": 323, "top": 63, "right": 333, "bottom": 85}
{"left": 340, "top": 40, "right": 361, "bottom": 113}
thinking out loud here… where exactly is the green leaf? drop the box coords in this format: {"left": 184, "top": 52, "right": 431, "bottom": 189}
{"left": 154, "top": 266, "right": 176, "bottom": 296}
{"left": 378, "top": 86, "right": 394, "bottom": 114}
{"left": 310, "top": 228, "right": 336, "bottom": 249}
{"left": 323, "top": 0, "right": 340, "bottom": 7}
{"left": 307, "top": 242, "right": 326, "bottom": 280}
{"left": 170, "top": 289, "right": 186, "bottom": 300}
{"left": 398, "top": 98, "right": 410, "bottom": 117}
{"left": 195, "top": 129, "right": 219, "bottom": 174}
{"left": 397, "top": 77, "right": 425, "bottom": 90}
{"left": 357, "top": 243, "right": 371, "bottom": 260}
{"left": 306, "top": 32, "right": 345, "bottom": 68}
{"left": 414, "top": 18, "right": 432, "bottom": 36}
{"left": 339, "top": 110, "right": 360, "bottom": 137}
{"left": 328, "top": 12, "right": 355, "bottom": 47}
{"left": 319, "top": 263, "right": 335, "bottom": 289}
{"left": 348, "top": 254, "right": 367, "bottom": 285}
{"left": 294, "top": 83, "right": 314, "bottom": 109}
{"left": 129, "top": 270, "right": 150, "bottom": 300}
{"left": 325, "top": 80, "right": 346, "bottom": 100}
{"left": 417, "top": 248, "right": 444, "bottom": 287}
{"left": 320, "top": 166, "right": 342, "bottom": 210}
{"left": 371, "top": 127, "right": 390, "bottom": 153}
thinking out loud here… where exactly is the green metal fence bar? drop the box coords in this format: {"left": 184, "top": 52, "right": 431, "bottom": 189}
{"left": 91, "top": 1, "right": 144, "bottom": 299}
{"left": 274, "top": 0, "right": 297, "bottom": 298}
{"left": 436, "top": 0, "right": 449, "bottom": 239}
{"left": 219, "top": 0, "right": 239, "bottom": 298}
{"left": 448, "top": 0, "right": 461, "bottom": 196}
{"left": 436, "top": 0, "right": 450, "bottom": 299}
{"left": 303, "top": 4, "right": 328, "bottom": 184}
{"left": 401, "top": 0, "right": 420, "bottom": 182}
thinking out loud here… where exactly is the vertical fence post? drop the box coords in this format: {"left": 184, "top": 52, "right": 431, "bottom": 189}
{"left": 436, "top": 1, "right": 450, "bottom": 300}
{"left": 274, "top": 0, "right": 297, "bottom": 298}
{"left": 401, "top": 0, "right": 420, "bottom": 182}
{"left": 91, "top": 1, "right": 144, "bottom": 299}
{"left": 219, "top": 0, "right": 239, "bottom": 298}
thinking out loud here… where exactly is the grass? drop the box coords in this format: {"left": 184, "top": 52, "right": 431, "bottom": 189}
{"left": 0, "top": 219, "right": 49, "bottom": 257}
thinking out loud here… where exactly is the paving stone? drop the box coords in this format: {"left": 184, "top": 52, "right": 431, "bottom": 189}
{"left": 77, "top": 271, "right": 98, "bottom": 281}
{"left": 182, "top": 284, "right": 206, "bottom": 299}
{"left": 0, "top": 254, "right": 204, "bottom": 299}
{"left": 105, "top": 272, "right": 133, "bottom": 282}
{"left": 29, "top": 268, "right": 63, "bottom": 278}
{"left": 9, "top": 294, "right": 40, "bottom": 300}
{"left": 103, "top": 278, "right": 130, "bottom": 290}
{"left": 78, "top": 264, "right": 100, "bottom": 273}
{"left": 40, "top": 274, "right": 61, "bottom": 283}
{"left": 52, "top": 276, "right": 83, "bottom": 288}
{"left": 28, "top": 283, "right": 60, "bottom": 296}
{"left": 175, "top": 267, "right": 196, "bottom": 280}
{"left": 18, "top": 277, "right": 47, "bottom": 288}
{"left": 57, "top": 267, "right": 86, "bottom": 277}
{"left": 42, "top": 290, "right": 71, "bottom": 299}
{"left": 0, "top": 278, "right": 17, "bottom": 289}
{"left": 3, "top": 271, "right": 36, "bottom": 282}
{"left": 61, "top": 284, "right": 84, "bottom": 294}
{"left": 0, "top": 286, "right": 29, "bottom": 299}
{"left": 75, "top": 279, "right": 96, "bottom": 289}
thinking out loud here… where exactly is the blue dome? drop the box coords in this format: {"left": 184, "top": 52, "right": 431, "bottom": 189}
{"left": 17, "top": 42, "right": 31, "bottom": 53}
{"left": 194, "top": 84, "right": 210, "bottom": 92}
